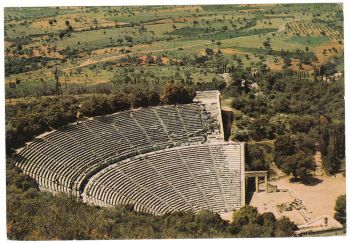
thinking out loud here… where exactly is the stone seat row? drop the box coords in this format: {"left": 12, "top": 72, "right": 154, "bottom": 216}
{"left": 14, "top": 104, "right": 219, "bottom": 197}
{"left": 83, "top": 143, "right": 244, "bottom": 215}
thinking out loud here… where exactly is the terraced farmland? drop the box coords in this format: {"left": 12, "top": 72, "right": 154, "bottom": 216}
{"left": 286, "top": 21, "right": 343, "bottom": 41}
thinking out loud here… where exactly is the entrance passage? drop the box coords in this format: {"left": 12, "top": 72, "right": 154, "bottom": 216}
{"left": 245, "top": 171, "right": 268, "bottom": 193}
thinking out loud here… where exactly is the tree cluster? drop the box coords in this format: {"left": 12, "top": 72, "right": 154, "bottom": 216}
{"left": 319, "top": 122, "right": 345, "bottom": 174}
{"left": 245, "top": 143, "right": 270, "bottom": 171}
{"left": 231, "top": 205, "right": 297, "bottom": 237}
{"left": 160, "top": 83, "right": 193, "bottom": 105}
{"left": 5, "top": 56, "right": 57, "bottom": 76}
{"left": 334, "top": 194, "right": 346, "bottom": 228}
{"left": 6, "top": 96, "right": 79, "bottom": 152}
{"left": 228, "top": 65, "right": 344, "bottom": 175}
{"left": 274, "top": 134, "right": 316, "bottom": 179}
{"left": 80, "top": 92, "right": 132, "bottom": 117}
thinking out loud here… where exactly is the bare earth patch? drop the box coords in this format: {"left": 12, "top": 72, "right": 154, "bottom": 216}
{"left": 219, "top": 48, "right": 249, "bottom": 56}
{"left": 314, "top": 41, "right": 343, "bottom": 65}
{"left": 268, "top": 59, "right": 314, "bottom": 72}
{"left": 249, "top": 174, "right": 345, "bottom": 225}
{"left": 139, "top": 55, "right": 169, "bottom": 65}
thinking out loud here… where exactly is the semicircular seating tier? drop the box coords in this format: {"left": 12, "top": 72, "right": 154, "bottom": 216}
{"left": 83, "top": 143, "right": 245, "bottom": 215}
{"left": 14, "top": 104, "right": 222, "bottom": 197}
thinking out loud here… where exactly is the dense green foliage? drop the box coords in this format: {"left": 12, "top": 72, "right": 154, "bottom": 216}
{"left": 5, "top": 56, "right": 58, "bottom": 76}
{"left": 231, "top": 206, "right": 297, "bottom": 237}
{"left": 319, "top": 123, "right": 345, "bottom": 174}
{"left": 79, "top": 89, "right": 160, "bottom": 117}
{"left": 230, "top": 70, "right": 344, "bottom": 122}
{"left": 170, "top": 27, "right": 277, "bottom": 40}
{"left": 228, "top": 57, "right": 344, "bottom": 174}
{"left": 5, "top": 96, "right": 79, "bottom": 152}
{"left": 334, "top": 195, "right": 346, "bottom": 228}
{"left": 245, "top": 143, "right": 269, "bottom": 171}
{"left": 160, "top": 83, "right": 193, "bottom": 105}
{"left": 274, "top": 134, "right": 316, "bottom": 179}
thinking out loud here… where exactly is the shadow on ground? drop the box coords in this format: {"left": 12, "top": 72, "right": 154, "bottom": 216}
{"left": 289, "top": 176, "right": 323, "bottom": 186}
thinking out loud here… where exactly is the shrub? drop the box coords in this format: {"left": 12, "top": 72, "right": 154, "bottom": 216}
{"left": 80, "top": 95, "right": 113, "bottom": 117}
{"left": 160, "top": 84, "right": 193, "bottom": 105}
{"left": 334, "top": 195, "right": 346, "bottom": 226}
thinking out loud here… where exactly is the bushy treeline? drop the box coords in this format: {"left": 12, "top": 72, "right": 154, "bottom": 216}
{"left": 229, "top": 60, "right": 343, "bottom": 116}
{"left": 334, "top": 195, "right": 346, "bottom": 228}
{"left": 231, "top": 75, "right": 343, "bottom": 122}
{"left": 245, "top": 133, "right": 317, "bottom": 180}
{"left": 230, "top": 205, "right": 297, "bottom": 237}
{"left": 6, "top": 96, "right": 79, "bottom": 152}
{"left": 80, "top": 84, "right": 193, "bottom": 117}
{"left": 6, "top": 158, "right": 296, "bottom": 240}
{"left": 5, "top": 84, "right": 194, "bottom": 153}
{"left": 227, "top": 61, "right": 344, "bottom": 175}
{"left": 5, "top": 56, "right": 59, "bottom": 76}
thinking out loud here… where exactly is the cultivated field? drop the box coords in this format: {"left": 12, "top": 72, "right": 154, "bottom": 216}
{"left": 5, "top": 4, "right": 344, "bottom": 99}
